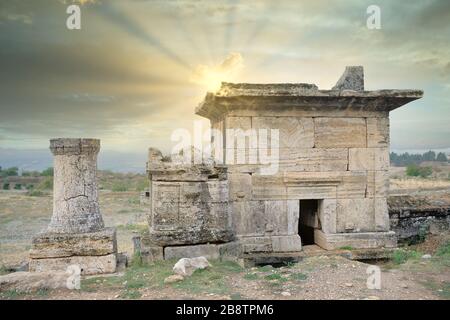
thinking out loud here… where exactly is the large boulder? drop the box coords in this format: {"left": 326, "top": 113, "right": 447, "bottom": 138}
{"left": 172, "top": 257, "right": 211, "bottom": 277}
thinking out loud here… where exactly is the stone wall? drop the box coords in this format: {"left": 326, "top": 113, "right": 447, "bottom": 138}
{"left": 212, "top": 114, "right": 392, "bottom": 252}
{"left": 389, "top": 195, "right": 450, "bottom": 243}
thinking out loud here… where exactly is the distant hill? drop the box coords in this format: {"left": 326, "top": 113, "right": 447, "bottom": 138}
{"left": 0, "top": 148, "right": 146, "bottom": 173}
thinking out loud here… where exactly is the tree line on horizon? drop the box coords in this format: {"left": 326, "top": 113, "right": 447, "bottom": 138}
{"left": 390, "top": 151, "right": 448, "bottom": 167}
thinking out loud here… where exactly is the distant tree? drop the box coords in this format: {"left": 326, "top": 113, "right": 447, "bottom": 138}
{"left": 22, "top": 170, "right": 41, "bottom": 177}
{"left": 422, "top": 150, "right": 436, "bottom": 162}
{"left": 0, "top": 167, "right": 19, "bottom": 177}
{"left": 41, "top": 167, "right": 54, "bottom": 176}
{"left": 436, "top": 152, "right": 448, "bottom": 162}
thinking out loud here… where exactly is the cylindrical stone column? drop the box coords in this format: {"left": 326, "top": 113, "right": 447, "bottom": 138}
{"left": 47, "top": 138, "right": 104, "bottom": 233}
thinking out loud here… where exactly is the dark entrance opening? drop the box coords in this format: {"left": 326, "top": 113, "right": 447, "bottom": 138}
{"left": 298, "top": 199, "right": 319, "bottom": 245}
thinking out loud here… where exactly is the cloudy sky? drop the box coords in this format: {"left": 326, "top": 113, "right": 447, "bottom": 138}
{"left": 1, "top": 0, "right": 449, "bottom": 157}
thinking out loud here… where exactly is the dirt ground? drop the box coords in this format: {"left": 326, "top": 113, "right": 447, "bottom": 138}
{"left": 1, "top": 178, "right": 450, "bottom": 300}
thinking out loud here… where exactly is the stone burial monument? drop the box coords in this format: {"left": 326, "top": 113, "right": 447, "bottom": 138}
{"left": 138, "top": 147, "right": 239, "bottom": 262}
{"left": 140, "top": 66, "right": 423, "bottom": 262}
{"left": 29, "top": 139, "right": 118, "bottom": 275}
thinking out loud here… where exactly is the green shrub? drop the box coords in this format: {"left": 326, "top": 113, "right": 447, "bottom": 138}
{"left": 135, "top": 179, "right": 148, "bottom": 192}
{"left": 37, "top": 176, "right": 53, "bottom": 190}
{"left": 41, "top": 167, "right": 54, "bottom": 176}
{"left": 112, "top": 182, "right": 128, "bottom": 192}
{"left": 392, "top": 249, "right": 421, "bottom": 264}
{"left": 406, "top": 164, "right": 432, "bottom": 178}
{"left": 291, "top": 272, "right": 308, "bottom": 281}
{"left": 243, "top": 273, "right": 259, "bottom": 280}
{"left": 436, "top": 241, "right": 450, "bottom": 257}
{"left": 27, "top": 190, "right": 44, "bottom": 197}
{"left": 0, "top": 167, "right": 18, "bottom": 177}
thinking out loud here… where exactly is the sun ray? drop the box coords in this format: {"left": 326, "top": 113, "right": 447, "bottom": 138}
{"left": 93, "top": 1, "right": 191, "bottom": 71}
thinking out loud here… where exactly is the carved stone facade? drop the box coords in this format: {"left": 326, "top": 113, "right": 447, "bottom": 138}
{"left": 194, "top": 66, "right": 423, "bottom": 253}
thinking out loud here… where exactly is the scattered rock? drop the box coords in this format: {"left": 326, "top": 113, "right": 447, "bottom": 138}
{"left": 173, "top": 257, "right": 211, "bottom": 277}
{"left": 421, "top": 254, "right": 432, "bottom": 259}
{"left": 344, "top": 283, "right": 353, "bottom": 287}
{"left": 281, "top": 291, "right": 291, "bottom": 297}
{"left": 164, "top": 274, "right": 184, "bottom": 284}
{"left": 0, "top": 271, "right": 69, "bottom": 292}
{"left": 11, "top": 261, "right": 29, "bottom": 272}
{"left": 401, "top": 283, "right": 408, "bottom": 289}
{"left": 364, "top": 296, "right": 380, "bottom": 300}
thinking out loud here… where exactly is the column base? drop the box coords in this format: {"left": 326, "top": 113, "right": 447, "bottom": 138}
{"left": 29, "top": 227, "right": 118, "bottom": 275}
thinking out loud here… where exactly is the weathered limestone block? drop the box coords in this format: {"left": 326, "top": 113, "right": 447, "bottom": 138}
{"left": 232, "top": 200, "right": 265, "bottom": 236}
{"left": 271, "top": 235, "right": 302, "bottom": 252}
{"left": 375, "top": 198, "right": 390, "bottom": 231}
{"left": 239, "top": 236, "right": 272, "bottom": 253}
{"left": 0, "top": 271, "right": 70, "bottom": 292}
{"left": 228, "top": 173, "right": 252, "bottom": 201}
{"left": 366, "top": 171, "right": 389, "bottom": 198}
{"left": 48, "top": 138, "right": 104, "bottom": 234}
{"left": 315, "top": 230, "right": 397, "bottom": 250}
{"left": 336, "top": 171, "right": 367, "bottom": 198}
{"left": 314, "top": 118, "right": 366, "bottom": 148}
{"left": 252, "top": 175, "right": 286, "bottom": 200}
{"left": 29, "top": 253, "right": 117, "bottom": 275}
{"left": 30, "top": 228, "right": 116, "bottom": 259}
{"left": 336, "top": 198, "right": 375, "bottom": 233}
{"left": 225, "top": 116, "right": 251, "bottom": 130}
{"left": 318, "top": 199, "right": 337, "bottom": 234}
{"left": 280, "top": 148, "right": 348, "bottom": 172}
{"left": 164, "top": 242, "right": 240, "bottom": 260}
{"left": 332, "top": 66, "right": 364, "bottom": 91}
{"left": 286, "top": 200, "right": 299, "bottom": 235}
{"left": 287, "top": 185, "right": 337, "bottom": 200}
{"left": 224, "top": 116, "right": 252, "bottom": 150}
{"left": 367, "top": 117, "right": 389, "bottom": 147}
{"left": 264, "top": 200, "right": 289, "bottom": 235}
{"left": 348, "top": 147, "right": 389, "bottom": 171}
{"left": 252, "top": 117, "right": 314, "bottom": 149}
{"left": 207, "top": 180, "right": 229, "bottom": 202}
{"left": 165, "top": 243, "right": 220, "bottom": 260}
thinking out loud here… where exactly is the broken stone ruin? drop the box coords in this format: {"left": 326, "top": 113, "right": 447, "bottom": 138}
{"left": 13, "top": 66, "right": 422, "bottom": 278}
{"left": 137, "top": 66, "right": 423, "bottom": 265}
{"left": 29, "top": 138, "right": 118, "bottom": 275}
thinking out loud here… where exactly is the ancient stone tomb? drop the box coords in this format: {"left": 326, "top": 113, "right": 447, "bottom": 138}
{"left": 194, "top": 66, "right": 422, "bottom": 254}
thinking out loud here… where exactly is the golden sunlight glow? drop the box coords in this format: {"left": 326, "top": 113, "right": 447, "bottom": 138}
{"left": 190, "top": 52, "right": 244, "bottom": 92}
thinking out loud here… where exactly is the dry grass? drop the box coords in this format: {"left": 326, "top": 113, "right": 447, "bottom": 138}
{"left": 0, "top": 190, "right": 147, "bottom": 266}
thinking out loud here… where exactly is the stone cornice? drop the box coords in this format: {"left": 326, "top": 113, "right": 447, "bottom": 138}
{"left": 195, "top": 83, "right": 423, "bottom": 120}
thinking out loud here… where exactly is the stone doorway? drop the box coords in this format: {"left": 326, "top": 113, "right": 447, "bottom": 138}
{"left": 298, "top": 199, "right": 321, "bottom": 246}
